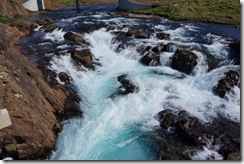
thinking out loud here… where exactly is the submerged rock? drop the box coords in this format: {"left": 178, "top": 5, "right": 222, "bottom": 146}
{"left": 64, "top": 32, "right": 86, "bottom": 44}
{"left": 70, "top": 49, "right": 94, "bottom": 68}
{"left": 213, "top": 70, "right": 240, "bottom": 98}
{"left": 117, "top": 75, "right": 138, "bottom": 95}
{"left": 170, "top": 49, "right": 198, "bottom": 74}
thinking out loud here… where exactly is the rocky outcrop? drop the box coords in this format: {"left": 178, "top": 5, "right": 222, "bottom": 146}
{"left": 0, "top": 0, "right": 29, "bottom": 18}
{"left": 213, "top": 70, "right": 240, "bottom": 98}
{"left": 64, "top": 32, "right": 86, "bottom": 44}
{"left": 170, "top": 49, "right": 198, "bottom": 74}
{"left": 0, "top": 23, "right": 82, "bottom": 159}
{"left": 71, "top": 49, "right": 94, "bottom": 68}
{"left": 10, "top": 19, "right": 38, "bottom": 33}
{"left": 156, "top": 109, "right": 240, "bottom": 160}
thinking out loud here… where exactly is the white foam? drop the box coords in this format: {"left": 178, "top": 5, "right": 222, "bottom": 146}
{"left": 43, "top": 28, "right": 65, "bottom": 42}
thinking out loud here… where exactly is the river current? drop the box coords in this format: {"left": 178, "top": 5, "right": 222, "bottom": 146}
{"left": 19, "top": 4, "right": 240, "bottom": 160}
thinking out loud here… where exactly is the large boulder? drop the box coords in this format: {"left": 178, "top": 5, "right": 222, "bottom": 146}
{"left": 71, "top": 49, "right": 93, "bottom": 68}
{"left": 170, "top": 49, "right": 198, "bottom": 74}
{"left": 156, "top": 109, "right": 240, "bottom": 160}
{"left": 117, "top": 75, "right": 138, "bottom": 95}
{"left": 140, "top": 52, "right": 160, "bottom": 66}
{"left": 64, "top": 32, "right": 86, "bottom": 44}
{"left": 213, "top": 70, "right": 240, "bottom": 98}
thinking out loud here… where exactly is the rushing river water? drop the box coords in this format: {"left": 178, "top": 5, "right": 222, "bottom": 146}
{"left": 19, "top": 4, "right": 240, "bottom": 160}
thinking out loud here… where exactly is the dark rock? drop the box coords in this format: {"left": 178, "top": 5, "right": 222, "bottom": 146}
{"left": 116, "top": 43, "right": 127, "bottom": 52}
{"left": 229, "top": 41, "right": 240, "bottom": 54}
{"left": 58, "top": 72, "right": 72, "bottom": 83}
{"left": 213, "top": 70, "right": 240, "bottom": 98}
{"left": 156, "top": 109, "right": 240, "bottom": 159}
{"left": 126, "top": 27, "right": 150, "bottom": 39}
{"left": 156, "top": 32, "right": 170, "bottom": 40}
{"left": 71, "top": 49, "right": 93, "bottom": 68}
{"left": 61, "top": 88, "right": 83, "bottom": 121}
{"left": 170, "top": 49, "right": 198, "bottom": 74}
{"left": 64, "top": 32, "right": 86, "bottom": 44}
{"left": 228, "top": 41, "right": 240, "bottom": 64}
{"left": 227, "top": 152, "right": 240, "bottom": 160}
{"left": 140, "top": 52, "right": 160, "bottom": 66}
{"left": 117, "top": 75, "right": 138, "bottom": 95}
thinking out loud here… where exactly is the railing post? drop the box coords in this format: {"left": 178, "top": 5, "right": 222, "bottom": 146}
{"left": 76, "top": 0, "right": 80, "bottom": 12}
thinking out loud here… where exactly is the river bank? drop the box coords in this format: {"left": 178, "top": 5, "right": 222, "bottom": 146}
{"left": 0, "top": 0, "right": 82, "bottom": 159}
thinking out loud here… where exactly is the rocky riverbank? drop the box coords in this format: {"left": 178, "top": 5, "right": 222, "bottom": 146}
{"left": 0, "top": 0, "right": 82, "bottom": 160}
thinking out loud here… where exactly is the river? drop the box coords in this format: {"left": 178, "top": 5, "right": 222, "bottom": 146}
{"left": 18, "top": 4, "right": 240, "bottom": 160}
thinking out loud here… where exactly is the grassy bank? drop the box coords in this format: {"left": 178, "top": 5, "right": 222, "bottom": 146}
{"left": 133, "top": 0, "right": 240, "bottom": 25}
{"left": 44, "top": 0, "right": 117, "bottom": 10}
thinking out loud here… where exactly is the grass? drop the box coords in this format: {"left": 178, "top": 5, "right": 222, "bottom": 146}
{"left": 133, "top": 0, "right": 240, "bottom": 25}
{"left": 44, "top": 0, "right": 117, "bottom": 10}
{"left": 0, "top": 15, "right": 9, "bottom": 23}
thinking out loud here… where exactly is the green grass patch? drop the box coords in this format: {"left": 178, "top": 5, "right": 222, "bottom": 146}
{"left": 0, "top": 15, "right": 9, "bottom": 24}
{"left": 133, "top": 0, "right": 240, "bottom": 25}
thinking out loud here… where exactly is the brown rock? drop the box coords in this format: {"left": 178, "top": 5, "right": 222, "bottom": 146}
{"left": 64, "top": 32, "right": 86, "bottom": 44}
{"left": 71, "top": 50, "right": 94, "bottom": 68}
{"left": 10, "top": 19, "right": 38, "bottom": 32}
{"left": 0, "top": 23, "right": 82, "bottom": 160}
{"left": 33, "top": 18, "right": 54, "bottom": 26}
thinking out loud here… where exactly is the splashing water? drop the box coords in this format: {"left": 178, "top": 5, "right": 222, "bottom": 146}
{"left": 19, "top": 5, "right": 240, "bottom": 160}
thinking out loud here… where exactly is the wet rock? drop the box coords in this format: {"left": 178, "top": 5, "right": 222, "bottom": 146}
{"left": 126, "top": 27, "right": 150, "bottom": 39}
{"left": 157, "top": 110, "right": 207, "bottom": 146}
{"left": 61, "top": 89, "right": 83, "bottom": 121}
{"left": 156, "top": 109, "right": 240, "bottom": 159}
{"left": 64, "top": 32, "right": 86, "bottom": 44}
{"left": 156, "top": 32, "right": 170, "bottom": 40}
{"left": 33, "top": 18, "right": 54, "bottom": 26}
{"left": 58, "top": 72, "right": 72, "bottom": 83}
{"left": 116, "top": 43, "right": 127, "bottom": 52}
{"left": 140, "top": 52, "right": 160, "bottom": 66}
{"left": 10, "top": 19, "right": 38, "bottom": 32}
{"left": 227, "top": 152, "right": 240, "bottom": 160}
{"left": 117, "top": 75, "right": 138, "bottom": 95}
{"left": 71, "top": 49, "right": 93, "bottom": 68}
{"left": 229, "top": 41, "right": 240, "bottom": 54}
{"left": 43, "top": 23, "right": 59, "bottom": 32}
{"left": 213, "top": 70, "right": 240, "bottom": 98}
{"left": 228, "top": 41, "right": 240, "bottom": 64}
{"left": 170, "top": 49, "right": 198, "bottom": 74}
